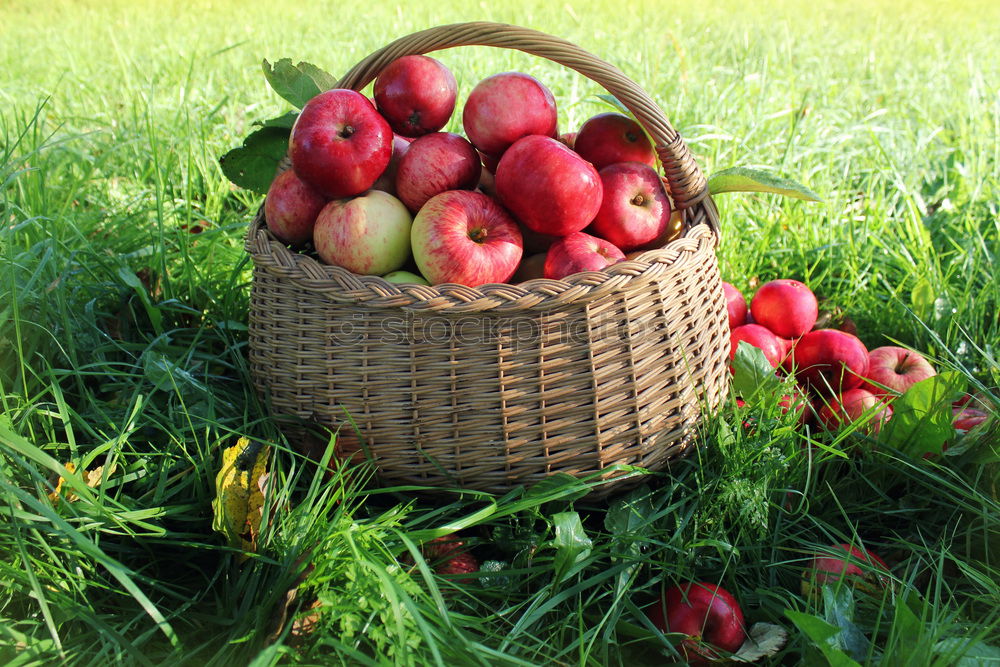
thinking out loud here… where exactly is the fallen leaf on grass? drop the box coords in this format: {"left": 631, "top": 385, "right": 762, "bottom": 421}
{"left": 48, "top": 462, "right": 118, "bottom": 502}
{"left": 211, "top": 437, "right": 270, "bottom": 561}
{"left": 732, "top": 622, "right": 788, "bottom": 662}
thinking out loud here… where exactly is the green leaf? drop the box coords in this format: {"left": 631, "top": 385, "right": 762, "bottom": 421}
{"left": 934, "top": 638, "right": 1000, "bottom": 666}
{"left": 911, "top": 277, "right": 936, "bottom": 321}
{"left": 595, "top": 93, "right": 630, "bottom": 115}
{"left": 262, "top": 58, "right": 337, "bottom": 109}
{"left": 785, "top": 610, "right": 863, "bottom": 667}
{"left": 253, "top": 110, "right": 298, "bottom": 130}
{"left": 878, "top": 371, "right": 966, "bottom": 457}
{"left": 142, "top": 351, "right": 206, "bottom": 393}
{"left": 708, "top": 166, "right": 822, "bottom": 201}
{"left": 551, "top": 511, "right": 592, "bottom": 583}
{"left": 218, "top": 125, "right": 289, "bottom": 194}
{"left": 731, "top": 341, "right": 783, "bottom": 399}
{"left": 117, "top": 267, "right": 163, "bottom": 335}
{"left": 822, "top": 586, "right": 869, "bottom": 661}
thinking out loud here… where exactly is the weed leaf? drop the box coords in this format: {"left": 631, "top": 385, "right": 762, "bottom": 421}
{"left": 878, "top": 371, "right": 965, "bottom": 457}
{"left": 785, "top": 610, "right": 863, "bottom": 667}
{"left": 551, "top": 511, "right": 592, "bottom": 583}
{"left": 731, "top": 342, "right": 782, "bottom": 399}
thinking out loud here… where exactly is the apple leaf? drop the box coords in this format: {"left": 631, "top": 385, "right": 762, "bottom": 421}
{"left": 218, "top": 125, "right": 289, "bottom": 194}
{"left": 878, "top": 371, "right": 966, "bottom": 458}
{"left": 785, "top": 610, "right": 863, "bottom": 667}
{"left": 708, "top": 167, "right": 822, "bottom": 201}
{"left": 595, "top": 93, "right": 631, "bottom": 115}
{"left": 731, "top": 342, "right": 783, "bottom": 399}
{"left": 262, "top": 58, "right": 337, "bottom": 109}
{"left": 551, "top": 511, "right": 592, "bottom": 583}
{"left": 934, "top": 638, "right": 1000, "bottom": 666}
{"left": 254, "top": 110, "right": 298, "bottom": 130}
{"left": 732, "top": 622, "right": 788, "bottom": 662}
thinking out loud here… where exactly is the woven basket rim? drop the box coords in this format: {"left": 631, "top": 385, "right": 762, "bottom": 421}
{"left": 245, "top": 205, "right": 720, "bottom": 313}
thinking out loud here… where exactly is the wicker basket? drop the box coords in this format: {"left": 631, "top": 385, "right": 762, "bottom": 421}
{"left": 245, "top": 22, "right": 730, "bottom": 496}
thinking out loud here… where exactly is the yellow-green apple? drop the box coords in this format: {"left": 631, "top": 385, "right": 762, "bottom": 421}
{"left": 510, "top": 252, "right": 547, "bottom": 282}
{"left": 818, "top": 387, "right": 893, "bottom": 434}
{"left": 382, "top": 270, "right": 429, "bottom": 285}
{"left": 290, "top": 89, "right": 393, "bottom": 199}
{"left": 462, "top": 72, "right": 558, "bottom": 156}
{"left": 313, "top": 190, "right": 412, "bottom": 275}
{"left": 543, "top": 232, "right": 624, "bottom": 279}
{"left": 729, "top": 324, "right": 783, "bottom": 369}
{"left": 750, "top": 279, "right": 819, "bottom": 338}
{"left": 573, "top": 112, "right": 655, "bottom": 170}
{"left": 589, "top": 162, "right": 672, "bottom": 251}
{"left": 792, "top": 329, "right": 870, "bottom": 395}
{"left": 264, "top": 168, "right": 327, "bottom": 246}
{"left": 801, "top": 543, "right": 890, "bottom": 597}
{"left": 371, "top": 134, "right": 412, "bottom": 196}
{"left": 862, "top": 346, "right": 936, "bottom": 398}
{"left": 495, "top": 135, "right": 603, "bottom": 236}
{"left": 411, "top": 190, "right": 523, "bottom": 286}
{"left": 373, "top": 55, "right": 456, "bottom": 137}
{"left": 646, "top": 582, "right": 746, "bottom": 664}
{"left": 722, "top": 282, "right": 748, "bottom": 330}
{"left": 395, "top": 132, "right": 482, "bottom": 212}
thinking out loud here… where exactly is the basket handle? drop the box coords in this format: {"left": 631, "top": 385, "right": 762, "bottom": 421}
{"left": 335, "top": 22, "right": 709, "bottom": 211}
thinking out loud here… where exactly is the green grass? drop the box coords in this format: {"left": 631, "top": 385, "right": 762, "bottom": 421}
{"left": 1, "top": 0, "right": 999, "bottom": 664}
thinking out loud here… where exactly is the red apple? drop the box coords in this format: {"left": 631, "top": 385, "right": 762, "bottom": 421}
{"left": 792, "top": 329, "right": 870, "bottom": 395}
{"left": 478, "top": 150, "right": 501, "bottom": 175}
{"left": 801, "top": 543, "right": 890, "bottom": 596}
{"left": 647, "top": 582, "right": 746, "bottom": 664}
{"left": 778, "top": 336, "right": 798, "bottom": 372}
{"left": 411, "top": 190, "right": 523, "bottom": 286}
{"left": 722, "top": 282, "right": 748, "bottom": 330}
{"left": 543, "top": 232, "right": 624, "bottom": 280}
{"left": 862, "top": 346, "right": 936, "bottom": 398}
{"left": 395, "top": 132, "right": 482, "bottom": 212}
{"left": 264, "top": 168, "right": 327, "bottom": 246}
{"left": 750, "top": 279, "right": 819, "bottom": 338}
{"left": 818, "top": 388, "right": 893, "bottom": 434}
{"left": 589, "top": 162, "right": 672, "bottom": 251}
{"left": 573, "top": 112, "right": 656, "bottom": 170}
{"left": 729, "top": 324, "right": 783, "bottom": 369}
{"left": 953, "top": 407, "right": 988, "bottom": 433}
{"left": 289, "top": 89, "right": 393, "bottom": 199}
{"left": 476, "top": 167, "right": 497, "bottom": 198}
{"left": 313, "top": 190, "right": 412, "bottom": 275}
{"left": 373, "top": 55, "right": 457, "bottom": 137}
{"left": 510, "top": 253, "right": 547, "bottom": 282}
{"left": 370, "top": 134, "right": 412, "bottom": 196}
{"left": 496, "top": 135, "right": 603, "bottom": 236}
{"left": 462, "top": 72, "right": 558, "bottom": 155}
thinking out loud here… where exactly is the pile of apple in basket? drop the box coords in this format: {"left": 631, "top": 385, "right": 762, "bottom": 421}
{"left": 263, "top": 55, "right": 680, "bottom": 286}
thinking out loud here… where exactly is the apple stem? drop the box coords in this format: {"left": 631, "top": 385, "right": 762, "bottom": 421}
{"left": 469, "top": 227, "right": 488, "bottom": 243}
{"left": 895, "top": 353, "right": 910, "bottom": 373}
{"left": 630, "top": 194, "right": 646, "bottom": 206}
{"left": 338, "top": 125, "right": 355, "bottom": 139}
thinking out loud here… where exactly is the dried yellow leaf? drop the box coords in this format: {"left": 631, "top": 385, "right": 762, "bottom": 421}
{"left": 211, "top": 437, "right": 270, "bottom": 561}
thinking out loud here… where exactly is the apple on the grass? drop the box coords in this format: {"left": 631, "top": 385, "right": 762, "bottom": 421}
{"left": 290, "top": 89, "right": 393, "bottom": 199}
{"left": 394, "top": 132, "right": 482, "bottom": 212}
{"left": 730, "top": 324, "right": 784, "bottom": 369}
{"left": 313, "top": 190, "right": 412, "bottom": 276}
{"left": 862, "top": 346, "right": 936, "bottom": 397}
{"left": 801, "top": 543, "right": 890, "bottom": 597}
{"left": 264, "top": 168, "right": 327, "bottom": 246}
{"left": 573, "top": 112, "right": 656, "bottom": 170}
{"left": 495, "top": 135, "right": 603, "bottom": 236}
{"left": 646, "top": 582, "right": 746, "bottom": 664}
{"left": 373, "top": 55, "right": 457, "bottom": 137}
{"left": 462, "top": 72, "right": 558, "bottom": 156}
{"left": 543, "top": 232, "right": 625, "bottom": 280}
{"left": 370, "top": 134, "right": 413, "bottom": 196}
{"left": 750, "top": 279, "right": 819, "bottom": 338}
{"left": 589, "top": 162, "right": 672, "bottom": 251}
{"left": 722, "top": 282, "right": 748, "bottom": 330}
{"left": 411, "top": 190, "right": 523, "bottom": 286}
{"left": 792, "top": 329, "right": 870, "bottom": 395}
{"left": 953, "top": 406, "right": 989, "bottom": 433}
{"left": 818, "top": 387, "right": 893, "bottom": 434}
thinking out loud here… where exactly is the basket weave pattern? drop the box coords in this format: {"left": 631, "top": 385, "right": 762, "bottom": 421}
{"left": 246, "top": 22, "right": 730, "bottom": 494}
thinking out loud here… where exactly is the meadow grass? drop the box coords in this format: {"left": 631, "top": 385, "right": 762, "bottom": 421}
{"left": 1, "top": 0, "right": 998, "bottom": 664}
